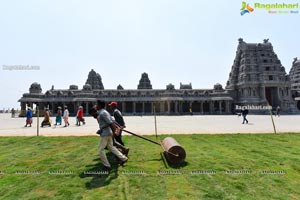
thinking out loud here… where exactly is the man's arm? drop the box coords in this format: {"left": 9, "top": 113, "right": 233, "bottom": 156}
{"left": 109, "top": 122, "right": 118, "bottom": 135}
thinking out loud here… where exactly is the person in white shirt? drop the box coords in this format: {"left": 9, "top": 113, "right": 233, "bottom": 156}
{"left": 63, "top": 106, "right": 70, "bottom": 127}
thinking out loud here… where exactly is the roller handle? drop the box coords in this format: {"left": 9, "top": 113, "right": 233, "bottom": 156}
{"left": 122, "top": 129, "right": 161, "bottom": 146}
{"left": 122, "top": 129, "right": 179, "bottom": 157}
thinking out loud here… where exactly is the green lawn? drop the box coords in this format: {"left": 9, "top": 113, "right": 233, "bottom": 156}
{"left": 1, "top": 134, "right": 300, "bottom": 200}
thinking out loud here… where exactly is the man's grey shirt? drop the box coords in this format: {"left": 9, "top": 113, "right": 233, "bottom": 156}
{"left": 98, "top": 108, "right": 113, "bottom": 136}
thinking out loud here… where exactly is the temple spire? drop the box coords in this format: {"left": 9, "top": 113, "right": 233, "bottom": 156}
{"left": 85, "top": 69, "right": 104, "bottom": 89}
{"left": 137, "top": 72, "right": 152, "bottom": 89}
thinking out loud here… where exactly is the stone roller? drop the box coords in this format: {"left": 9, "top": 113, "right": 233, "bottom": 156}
{"left": 122, "top": 129, "right": 186, "bottom": 165}
{"left": 161, "top": 137, "right": 186, "bottom": 165}
{"left": 88, "top": 108, "right": 185, "bottom": 164}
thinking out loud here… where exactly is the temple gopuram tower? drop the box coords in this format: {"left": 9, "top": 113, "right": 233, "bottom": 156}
{"left": 137, "top": 73, "right": 152, "bottom": 89}
{"left": 85, "top": 69, "right": 104, "bottom": 89}
{"left": 226, "top": 38, "right": 296, "bottom": 113}
{"left": 289, "top": 57, "right": 300, "bottom": 109}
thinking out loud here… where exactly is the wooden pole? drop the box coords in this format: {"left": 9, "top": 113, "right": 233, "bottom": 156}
{"left": 267, "top": 102, "right": 276, "bottom": 134}
{"left": 37, "top": 105, "right": 39, "bottom": 136}
{"left": 154, "top": 105, "right": 158, "bottom": 140}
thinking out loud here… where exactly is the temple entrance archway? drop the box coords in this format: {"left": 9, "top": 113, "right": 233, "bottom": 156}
{"left": 265, "top": 87, "right": 280, "bottom": 107}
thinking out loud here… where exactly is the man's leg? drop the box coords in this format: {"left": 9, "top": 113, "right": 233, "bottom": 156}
{"left": 98, "top": 136, "right": 111, "bottom": 168}
{"left": 115, "top": 132, "right": 125, "bottom": 146}
{"left": 113, "top": 137, "right": 129, "bottom": 156}
{"left": 64, "top": 117, "right": 67, "bottom": 127}
{"left": 107, "top": 137, "right": 128, "bottom": 162}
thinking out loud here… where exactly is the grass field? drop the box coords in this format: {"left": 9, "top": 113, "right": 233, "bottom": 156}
{"left": 1, "top": 134, "right": 300, "bottom": 200}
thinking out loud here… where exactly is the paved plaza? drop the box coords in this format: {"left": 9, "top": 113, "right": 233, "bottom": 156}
{"left": 0, "top": 113, "right": 300, "bottom": 136}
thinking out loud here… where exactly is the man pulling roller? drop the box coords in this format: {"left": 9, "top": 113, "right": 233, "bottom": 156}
{"left": 108, "top": 102, "right": 126, "bottom": 145}
{"left": 94, "top": 100, "right": 128, "bottom": 171}
{"left": 107, "top": 101, "right": 129, "bottom": 156}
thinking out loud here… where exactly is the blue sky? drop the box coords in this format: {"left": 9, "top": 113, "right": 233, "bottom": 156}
{"left": 0, "top": 0, "right": 299, "bottom": 109}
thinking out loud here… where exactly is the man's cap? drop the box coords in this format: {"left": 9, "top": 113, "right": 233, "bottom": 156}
{"left": 108, "top": 102, "right": 118, "bottom": 107}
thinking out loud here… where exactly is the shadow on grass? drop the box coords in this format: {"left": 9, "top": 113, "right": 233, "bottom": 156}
{"left": 168, "top": 161, "right": 189, "bottom": 169}
{"left": 159, "top": 152, "right": 189, "bottom": 169}
{"left": 79, "top": 153, "right": 121, "bottom": 189}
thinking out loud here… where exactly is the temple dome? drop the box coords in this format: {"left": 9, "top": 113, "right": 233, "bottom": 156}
{"left": 29, "top": 82, "right": 42, "bottom": 94}
{"left": 69, "top": 85, "right": 78, "bottom": 90}
{"left": 166, "top": 83, "right": 175, "bottom": 90}
{"left": 83, "top": 84, "right": 92, "bottom": 90}
{"left": 214, "top": 83, "right": 223, "bottom": 91}
{"left": 180, "top": 82, "right": 192, "bottom": 89}
{"left": 117, "top": 84, "right": 124, "bottom": 90}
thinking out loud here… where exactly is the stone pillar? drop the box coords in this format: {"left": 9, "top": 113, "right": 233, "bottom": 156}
{"left": 21, "top": 102, "right": 26, "bottom": 110}
{"left": 200, "top": 102, "right": 204, "bottom": 115}
{"left": 133, "top": 102, "right": 136, "bottom": 114}
{"left": 85, "top": 102, "right": 89, "bottom": 115}
{"left": 20, "top": 102, "right": 26, "bottom": 116}
{"left": 151, "top": 102, "right": 154, "bottom": 114}
{"left": 225, "top": 101, "right": 230, "bottom": 113}
{"left": 167, "top": 101, "right": 170, "bottom": 114}
{"left": 226, "top": 101, "right": 230, "bottom": 114}
{"left": 51, "top": 102, "right": 54, "bottom": 115}
{"left": 219, "top": 101, "right": 222, "bottom": 114}
{"left": 122, "top": 102, "right": 126, "bottom": 113}
{"left": 142, "top": 102, "right": 145, "bottom": 114}
{"left": 261, "top": 87, "right": 266, "bottom": 100}
{"left": 179, "top": 102, "right": 183, "bottom": 113}
{"left": 209, "top": 101, "right": 214, "bottom": 114}
{"left": 175, "top": 101, "right": 178, "bottom": 113}
{"left": 73, "top": 103, "right": 77, "bottom": 116}
{"left": 160, "top": 102, "right": 164, "bottom": 114}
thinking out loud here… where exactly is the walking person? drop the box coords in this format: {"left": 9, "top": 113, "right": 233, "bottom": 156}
{"left": 63, "top": 106, "right": 70, "bottom": 127}
{"left": 41, "top": 108, "right": 51, "bottom": 127}
{"left": 108, "top": 102, "right": 126, "bottom": 145}
{"left": 55, "top": 107, "right": 62, "bottom": 125}
{"left": 276, "top": 106, "right": 281, "bottom": 117}
{"left": 108, "top": 102, "right": 129, "bottom": 156}
{"left": 189, "top": 107, "right": 193, "bottom": 116}
{"left": 241, "top": 108, "right": 249, "bottom": 124}
{"left": 24, "top": 107, "right": 33, "bottom": 127}
{"left": 11, "top": 108, "right": 16, "bottom": 118}
{"left": 95, "top": 100, "right": 128, "bottom": 171}
{"left": 76, "top": 106, "right": 85, "bottom": 126}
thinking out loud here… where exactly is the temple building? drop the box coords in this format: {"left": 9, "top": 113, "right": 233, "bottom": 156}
{"left": 19, "top": 39, "right": 299, "bottom": 116}
{"left": 289, "top": 57, "right": 300, "bottom": 109}
{"left": 226, "top": 38, "right": 297, "bottom": 113}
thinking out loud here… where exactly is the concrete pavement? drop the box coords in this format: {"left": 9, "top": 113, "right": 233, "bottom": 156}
{"left": 0, "top": 114, "right": 300, "bottom": 136}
